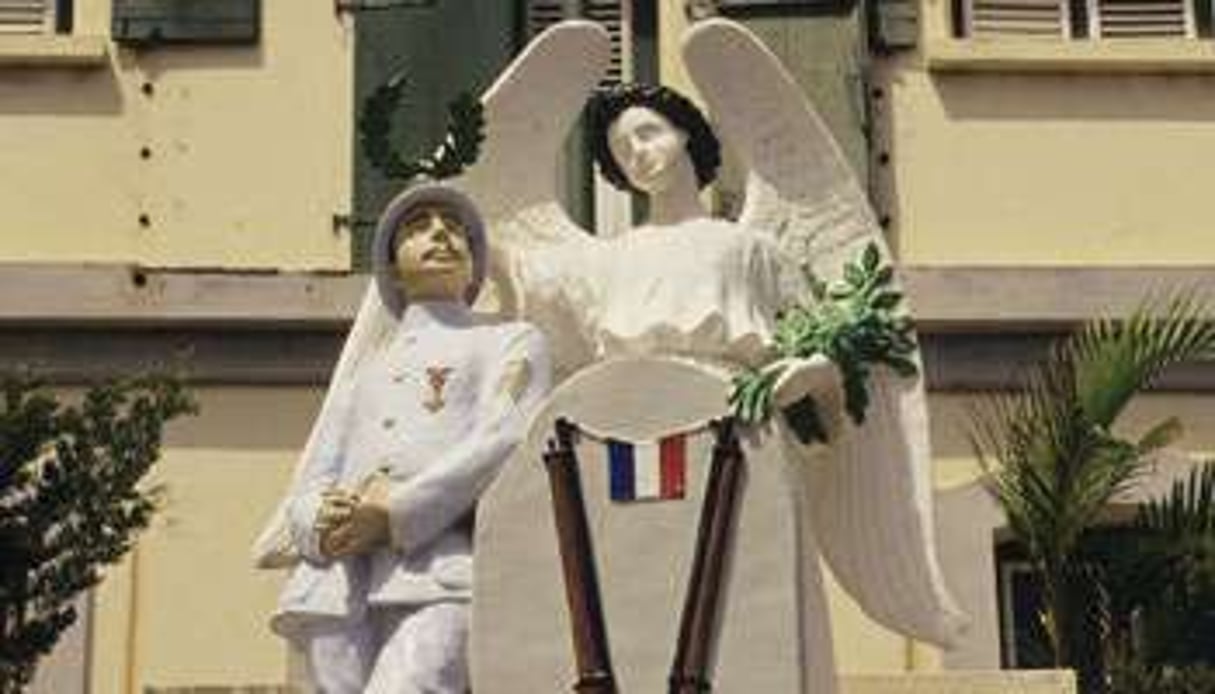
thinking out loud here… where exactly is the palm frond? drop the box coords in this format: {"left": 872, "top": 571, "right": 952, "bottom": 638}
{"left": 1138, "top": 460, "right": 1215, "bottom": 544}
{"left": 1136, "top": 416, "right": 1184, "bottom": 456}
{"left": 1072, "top": 293, "right": 1215, "bottom": 427}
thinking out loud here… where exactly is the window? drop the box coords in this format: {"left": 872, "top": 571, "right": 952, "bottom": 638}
{"left": 995, "top": 551, "right": 1054, "bottom": 668}
{"left": 0, "top": 0, "right": 53, "bottom": 33}
{"left": 956, "top": 0, "right": 1205, "bottom": 38}
{"left": 0, "top": 0, "right": 70, "bottom": 34}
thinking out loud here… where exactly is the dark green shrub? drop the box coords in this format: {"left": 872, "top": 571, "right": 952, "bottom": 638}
{"left": 0, "top": 374, "right": 195, "bottom": 692}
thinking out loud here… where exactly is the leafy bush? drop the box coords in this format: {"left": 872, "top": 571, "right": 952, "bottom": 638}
{"left": 1108, "top": 661, "right": 1215, "bottom": 694}
{"left": 0, "top": 374, "right": 195, "bottom": 692}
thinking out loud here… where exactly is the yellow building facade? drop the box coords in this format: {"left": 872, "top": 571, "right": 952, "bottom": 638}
{"left": 3, "top": 1, "right": 1211, "bottom": 692}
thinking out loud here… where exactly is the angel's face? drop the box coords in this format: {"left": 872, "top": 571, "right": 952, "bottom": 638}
{"left": 392, "top": 204, "right": 473, "bottom": 302}
{"left": 607, "top": 106, "right": 692, "bottom": 195}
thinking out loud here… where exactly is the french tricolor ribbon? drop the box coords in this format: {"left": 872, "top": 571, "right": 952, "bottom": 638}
{"left": 607, "top": 434, "right": 687, "bottom": 502}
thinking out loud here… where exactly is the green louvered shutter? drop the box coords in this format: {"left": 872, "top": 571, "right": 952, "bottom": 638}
{"left": 351, "top": 1, "right": 518, "bottom": 267}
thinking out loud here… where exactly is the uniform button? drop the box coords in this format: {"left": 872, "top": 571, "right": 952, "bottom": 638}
{"left": 392, "top": 374, "right": 404, "bottom": 383}
{"left": 382, "top": 418, "right": 396, "bottom": 429}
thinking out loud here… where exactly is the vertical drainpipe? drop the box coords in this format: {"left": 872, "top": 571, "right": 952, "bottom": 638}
{"left": 856, "top": 0, "right": 882, "bottom": 209}
{"left": 857, "top": 3, "right": 915, "bottom": 668}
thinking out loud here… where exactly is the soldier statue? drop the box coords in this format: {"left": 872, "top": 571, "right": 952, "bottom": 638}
{"left": 253, "top": 183, "right": 551, "bottom": 693}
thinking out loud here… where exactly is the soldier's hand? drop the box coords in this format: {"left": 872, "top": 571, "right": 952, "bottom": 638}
{"left": 318, "top": 521, "right": 355, "bottom": 559}
{"left": 315, "top": 489, "right": 358, "bottom": 534}
{"left": 320, "top": 474, "right": 392, "bottom": 558}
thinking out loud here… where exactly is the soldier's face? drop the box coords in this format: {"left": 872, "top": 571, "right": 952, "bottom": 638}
{"left": 607, "top": 106, "right": 690, "bottom": 195}
{"left": 393, "top": 204, "right": 473, "bottom": 302}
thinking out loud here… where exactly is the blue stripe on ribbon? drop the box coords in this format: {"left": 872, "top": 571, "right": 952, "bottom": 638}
{"left": 607, "top": 439, "right": 635, "bottom": 502}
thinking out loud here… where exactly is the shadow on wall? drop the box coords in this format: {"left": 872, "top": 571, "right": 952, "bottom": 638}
{"left": 932, "top": 72, "right": 1215, "bottom": 121}
{"left": 0, "top": 65, "right": 124, "bottom": 116}
{"left": 0, "top": 40, "right": 266, "bottom": 117}
{"left": 113, "top": 42, "right": 267, "bottom": 76}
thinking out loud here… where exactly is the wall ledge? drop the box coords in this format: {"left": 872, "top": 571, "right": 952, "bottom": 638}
{"left": 926, "top": 38, "right": 1215, "bottom": 74}
{"left": 1, "top": 265, "right": 1212, "bottom": 388}
{"left": 0, "top": 35, "right": 109, "bottom": 68}
{"left": 0, "top": 264, "right": 364, "bottom": 328}
{"left": 0, "top": 263, "right": 1211, "bottom": 329}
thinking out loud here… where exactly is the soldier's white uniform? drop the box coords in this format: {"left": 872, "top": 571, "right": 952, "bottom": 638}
{"left": 274, "top": 299, "right": 550, "bottom": 693}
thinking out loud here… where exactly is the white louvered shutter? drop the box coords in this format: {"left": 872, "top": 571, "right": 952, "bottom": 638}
{"left": 0, "top": 0, "right": 53, "bottom": 34}
{"left": 1088, "top": 0, "right": 1196, "bottom": 37}
{"left": 963, "top": 0, "right": 1072, "bottom": 37}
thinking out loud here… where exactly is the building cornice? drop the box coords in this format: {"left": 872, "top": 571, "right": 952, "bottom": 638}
{"left": 1, "top": 264, "right": 1211, "bottom": 389}
{"left": 2, "top": 264, "right": 1212, "bottom": 328}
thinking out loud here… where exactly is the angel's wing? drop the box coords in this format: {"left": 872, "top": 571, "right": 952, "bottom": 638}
{"left": 452, "top": 20, "right": 612, "bottom": 372}
{"left": 684, "top": 19, "right": 967, "bottom": 647}
{"left": 683, "top": 18, "right": 874, "bottom": 281}
{"left": 454, "top": 20, "right": 610, "bottom": 250}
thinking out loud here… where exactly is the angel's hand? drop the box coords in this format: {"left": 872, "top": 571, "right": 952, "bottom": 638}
{"left": 772, "top": 355, "right": 841, "bottom": 406}
{"left": 771, "top": 355, "right": 844, "bottom": 442}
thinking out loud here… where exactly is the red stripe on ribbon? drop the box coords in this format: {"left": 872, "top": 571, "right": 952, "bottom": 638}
{"left": 659, "top": 434, "right": 686, "bottom": 499}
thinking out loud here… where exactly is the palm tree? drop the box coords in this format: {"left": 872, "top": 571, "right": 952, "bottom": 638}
{"left": 970, "top": 294, "right": 1215, "bottom": 691}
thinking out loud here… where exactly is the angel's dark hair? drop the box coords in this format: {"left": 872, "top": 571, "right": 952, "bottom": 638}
{"left": 586, "top": 83, "right": 722, "bottom": 193}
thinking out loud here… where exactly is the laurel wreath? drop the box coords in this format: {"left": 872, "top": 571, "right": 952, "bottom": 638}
{"left": 358, "top": 70, "right": 486, "bottom": 182}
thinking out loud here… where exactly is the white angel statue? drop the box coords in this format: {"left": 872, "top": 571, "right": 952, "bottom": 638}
{"left": 456, "top": 16, "right": 967, "bottom": 694}
{"left": 254, "top": 16, "right": 965, "bottom": 694}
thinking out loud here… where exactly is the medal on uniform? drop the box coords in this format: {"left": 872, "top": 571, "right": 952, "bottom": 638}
{"left": 423, "top": 366, "right": 454, "bottom": 412}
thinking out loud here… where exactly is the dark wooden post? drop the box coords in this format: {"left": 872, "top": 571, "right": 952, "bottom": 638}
{"left": 543, "top": 418, "right": 618, "bottom": 694}
{"left": 668, "top": 418, "right": 745, "bottom": 694}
